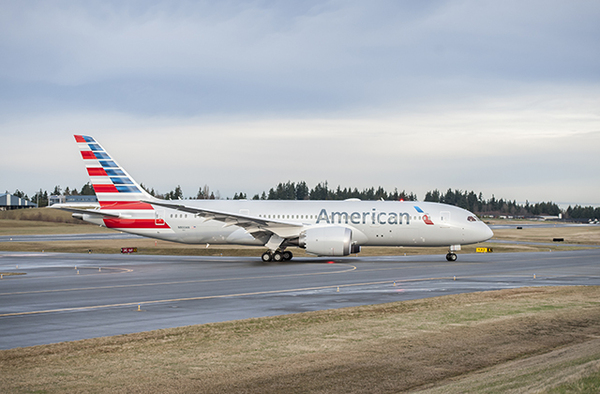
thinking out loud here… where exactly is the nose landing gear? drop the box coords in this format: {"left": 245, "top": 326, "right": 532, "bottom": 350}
{"left": 446, "top": 245, "right": 460, "bottom": 261}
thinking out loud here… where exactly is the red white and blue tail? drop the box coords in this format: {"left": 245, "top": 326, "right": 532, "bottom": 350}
{"left": 71, "top": 135, "right": 172, "bottom": 233}
{"left": 74, "top": 135, "right": 155, "bottom": 207}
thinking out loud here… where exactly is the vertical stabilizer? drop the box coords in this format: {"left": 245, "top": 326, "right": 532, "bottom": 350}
{"left": 74, "top": 135, "right": 156, "bottom": 209}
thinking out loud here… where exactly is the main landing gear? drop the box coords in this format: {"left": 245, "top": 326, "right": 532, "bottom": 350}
{"left": 261, "top": 250, "right": 294, "bottom": 262}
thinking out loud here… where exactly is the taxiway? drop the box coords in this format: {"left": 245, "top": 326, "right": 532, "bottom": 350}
{"left": 1, "top": 249, "right": 600, "bottom": 349}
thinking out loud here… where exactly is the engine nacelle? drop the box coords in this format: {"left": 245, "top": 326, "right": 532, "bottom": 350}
{"left": 299, "top": 226, "right": 360, "bottom": 256}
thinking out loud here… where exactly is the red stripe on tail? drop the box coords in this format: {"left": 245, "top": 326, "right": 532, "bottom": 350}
{"left": 87, "top": 168, "right": 108, "bottom": 176}
{"left": 81, "top": 151, "right": 96, "bottom": 160}
{"left": 93, "top": 184, "right": 118, "bottom": 193}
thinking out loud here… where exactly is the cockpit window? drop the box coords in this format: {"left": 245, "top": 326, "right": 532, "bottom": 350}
{"left": 467, "top": 216, "right": 477, "bottom": 222}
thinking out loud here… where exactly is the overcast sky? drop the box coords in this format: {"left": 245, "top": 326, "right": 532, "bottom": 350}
{"left": 1, "top": 1, "right": 599, "bottom": 205}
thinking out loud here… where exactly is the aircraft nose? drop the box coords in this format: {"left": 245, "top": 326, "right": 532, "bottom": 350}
{"left": 464, "top": 221, "right": 494, "bottom": 244}
{"left": 481, "top": 223, "right": 494, "bottom": 242}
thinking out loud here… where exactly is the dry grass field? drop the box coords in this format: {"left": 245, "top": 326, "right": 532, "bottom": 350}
{"left": 0, "top": 207, "right": 93, "bottom": 224}
{"left": 1, "top": 286, "right": 600, "bottom": 393}
{"left": 0, "top": 208, "right": 111, "bottom": 235}
{"left": 491, "top": 222, "right": 600, "bottom": 245}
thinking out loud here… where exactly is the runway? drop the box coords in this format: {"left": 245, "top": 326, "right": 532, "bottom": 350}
{"left": 0, "top": 233, "right": 142, "bottom": 242}
{"left": 1, "top": 249, "right": 600, "bottom": 349}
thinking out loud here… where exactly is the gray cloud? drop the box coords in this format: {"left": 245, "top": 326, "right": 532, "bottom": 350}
{"left": 1, "top": 1, "right": 599, "bottom": 205}
{"left": 2, "top": 1, "right": 599, "bottom": 115}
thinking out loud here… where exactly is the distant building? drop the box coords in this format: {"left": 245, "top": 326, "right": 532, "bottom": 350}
{"left": 66, "top": 195, "right": 97, "bottom": 204}
{"left": 49, "top": 194, "right": 98, "bottom": 206}
{"left": 0, "top": 192, "right": 38, "bottom": 210}
{"left": 538, "top": 214, "right": 563, "bottom": 221}
{"left": 48, "top": 195, "right": 66, "bottom": 205}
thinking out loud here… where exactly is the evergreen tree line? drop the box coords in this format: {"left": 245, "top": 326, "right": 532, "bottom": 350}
{"left": 252, "top": 181, "right": 417, "bottom": 202}
{"left": 141, "top": 184, "right": 221, "bottom": 200}
{"left": 10, "top": 183, "right": 95, "bottom": 207}
{"left": 7, "top": 182, "right": 600, "bottom": 220}
{"left": 566, "top": 205, "right": 600, "bottom": 220}
{"left": 423, "top": 189, "right": 564, "bottom": 217}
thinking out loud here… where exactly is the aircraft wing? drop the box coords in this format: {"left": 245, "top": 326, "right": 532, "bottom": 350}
{"left": 144, "top": 200, "right": 304, "bottom": 239}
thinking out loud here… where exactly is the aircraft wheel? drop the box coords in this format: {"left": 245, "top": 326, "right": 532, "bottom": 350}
{"left": 282, "top": 251, "right": 293, "bottom": 261}
{"left": 261, "top": 252, "right": 273, "bottom": 262}
{"left": 272, "top": 251, "right": 284, "bottom": 262}
{"left": 446, "top": 253, "right": 457, "bottom": 262}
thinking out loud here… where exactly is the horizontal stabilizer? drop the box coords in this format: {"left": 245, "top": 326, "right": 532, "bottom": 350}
{"left": 49, "top": 205, "right": 122, "bottom": 219}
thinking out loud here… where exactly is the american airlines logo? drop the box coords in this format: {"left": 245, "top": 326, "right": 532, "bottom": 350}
{"left": 414, "top": 205, "right": 435, "bottom": 225}
{"left": 316, "top": 208, "right": 410, "bottom": 225}
{"left": 316, "top": 206, "right": 434, "bottom": 226}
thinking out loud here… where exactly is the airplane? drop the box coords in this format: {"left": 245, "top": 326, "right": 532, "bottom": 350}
{"left": 54, "top": 135, "right": 494, "bottom": 262}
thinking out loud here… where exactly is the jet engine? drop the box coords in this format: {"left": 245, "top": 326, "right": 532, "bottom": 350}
{"left": 299, "top": 226, "right": 361, "bottom": 256}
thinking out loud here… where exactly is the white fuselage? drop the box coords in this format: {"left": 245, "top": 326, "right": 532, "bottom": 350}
{"left": 83, "top": 199, "right": 493, "bottom": 248}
